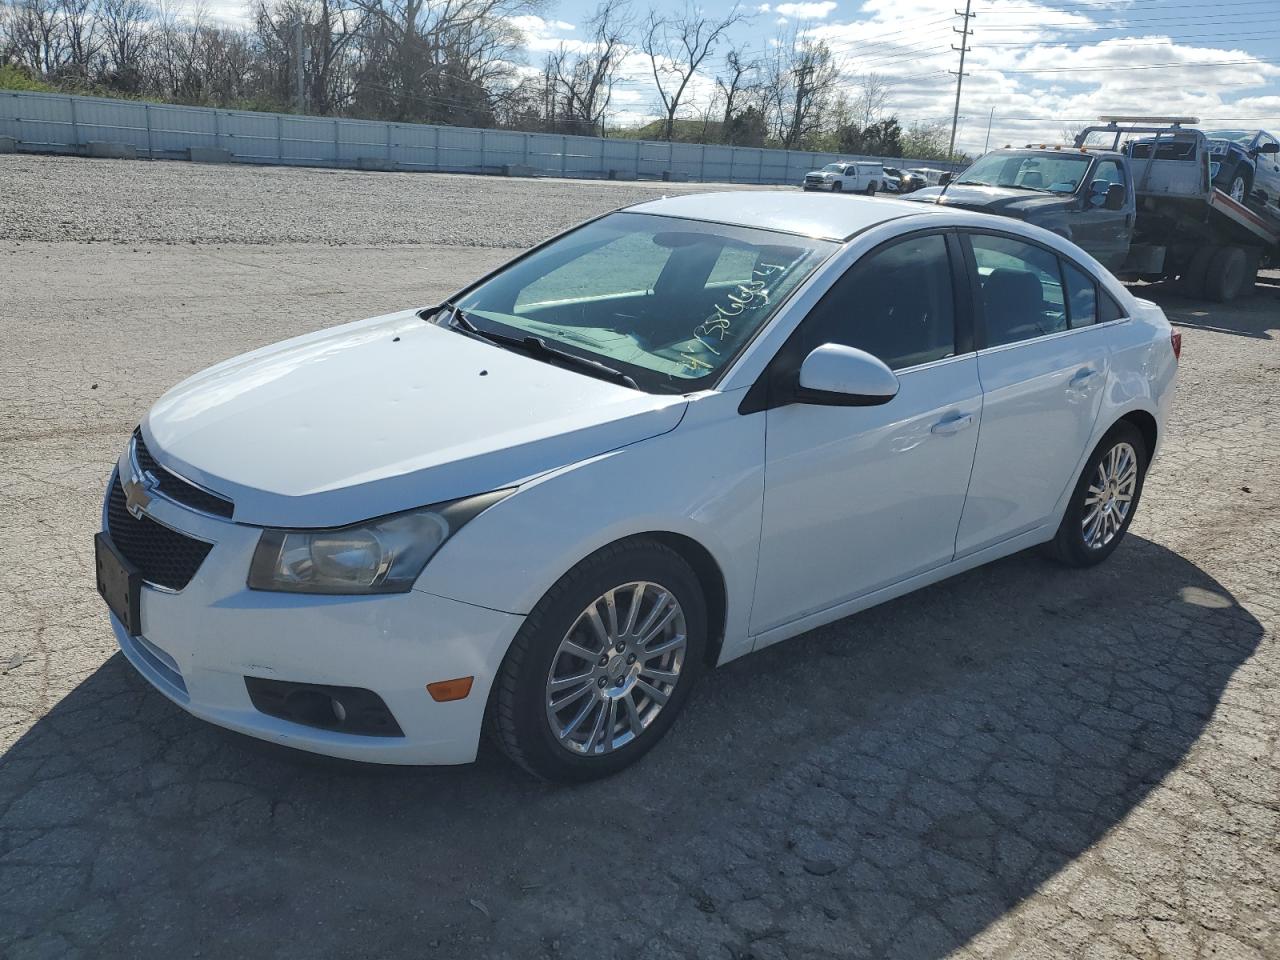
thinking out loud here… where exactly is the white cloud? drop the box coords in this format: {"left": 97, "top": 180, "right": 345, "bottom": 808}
{"left": 509, "top": 15, "right": 582, "bottom": 53}
{"left": 774, "top": 1, "right": 838, "bottom": 18}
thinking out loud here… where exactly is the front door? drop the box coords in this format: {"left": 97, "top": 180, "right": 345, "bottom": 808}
{"left": 954, "top": 231, "right": 1111, "bottom": 556}
{"left": 1252, "top": 132, "right": 1280, "bottom": 221}
{"left": 1068, "top": 158, "right": 1131, "bottom": 271}
{"left": 751, "top": 231, "right": 983, "bottom": 635}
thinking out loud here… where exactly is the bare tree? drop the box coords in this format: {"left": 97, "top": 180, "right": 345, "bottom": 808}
{"left": 715, "top": 42, "right": 757, "bottom": 144}
{"left": 544, "top": 0, "right": 631, "bottom": 136}
{"left": 851, "top": 71, "right": 890, "bottom": 129}
{"left": 6, "top": 0, "right": 68, "bottom": 74}
{"left": 98, "top": 0, "right": 152, "bottom": 89}
{"left": 764, "top": 29, "right": 837, "bottom": 150}
{"left": 642, "top": 1, "right": 743, "bottom": 140}
{"left": 56, "top": 0, "right": 100, "bottom": 77}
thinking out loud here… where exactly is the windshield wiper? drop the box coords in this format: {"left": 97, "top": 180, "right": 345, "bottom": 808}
{"left": 442, "top": 302, "right": 639, "bottom": 390}
{"left": 953, "top": 179, "right": 989, "bottom": 186}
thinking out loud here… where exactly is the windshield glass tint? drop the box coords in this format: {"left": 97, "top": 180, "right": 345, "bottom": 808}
{"left": 453, "top": 212, "right": 834, "bottom": 393}
{"left": 958, "top": 152, "right": 1091, "bottom": 193}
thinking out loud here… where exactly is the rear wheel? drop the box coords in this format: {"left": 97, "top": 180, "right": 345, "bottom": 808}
{"left": 865, "top": 181, "right": 877, "bottom": 195}
{"left": 1175, "top": 245, "right": 1216, "bottom": 299}
{"left": 1205, "top": 245, "right": 1249, "bottom": 302}
{"left": 491, "top": 539, "right": 707, "bottom": 781}
{"left": 1045, "top": 422, "right": 1147, "bottom": 568}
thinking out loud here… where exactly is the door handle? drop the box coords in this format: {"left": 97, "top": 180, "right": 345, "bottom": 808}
{"left": 1069, "top": 367, "right": 1101, "bottom": 388}
{"left": 931, "top": 413, "right": 974, "bottom": 436}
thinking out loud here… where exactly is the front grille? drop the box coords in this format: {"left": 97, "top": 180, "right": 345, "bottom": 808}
{"left": 107, "top": 477, "right": 213, "bottom": 590}
{"left": 133, "top": 430, "right": 234, "bottom": 519}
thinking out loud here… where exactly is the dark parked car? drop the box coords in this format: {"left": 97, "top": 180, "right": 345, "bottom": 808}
{"left": 1201, "top": 129, "right": 1280, "bottom": 215}
{"left": 883, "top": 166, "right": 926, "bottom": 193}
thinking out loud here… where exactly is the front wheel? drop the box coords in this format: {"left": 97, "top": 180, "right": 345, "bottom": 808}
{"left": 490, "top": 539, "right": 707, "bottom": 781}
{"left": 831, "top": 181, "right": 842, "bottom": 193}
{"left": 1044, "top": 423, "right": 1148, "bottom": 567}
{"left": 1228, "top": 169, "right": 1251, "bottom": 203}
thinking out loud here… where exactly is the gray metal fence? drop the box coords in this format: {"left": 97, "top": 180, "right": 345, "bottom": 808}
{"left": 0, "top": 90, "right": 963, "bottom": 184}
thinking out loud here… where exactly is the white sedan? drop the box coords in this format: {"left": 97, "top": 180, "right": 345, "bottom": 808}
{"left": 95, "top": 193, "right": 1179, "bottom": 781}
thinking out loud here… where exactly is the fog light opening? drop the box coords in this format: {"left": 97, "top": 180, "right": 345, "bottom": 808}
{"left": 284, "top": 688, "right": 342, "bottom": 729}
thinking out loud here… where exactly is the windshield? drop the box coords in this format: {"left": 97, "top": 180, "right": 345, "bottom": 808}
{"left": 1202, "top": 130, "right": 1255, "bottom": 145}
{"left": 821, "top": 163, "right": 844, "bottom": 172}
{"left": 883, "top": 167, "right": 902, "bottom": 177}
{"left": 955, "top": 152, "right": 1091, "bottom": 193}
{"left": 448, "top": 212, "right": 834, "bottom": 394}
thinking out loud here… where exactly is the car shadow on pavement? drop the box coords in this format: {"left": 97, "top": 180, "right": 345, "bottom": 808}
{"left": 0, "top": 534, "right": 1263, "bottom": 959}
{"left": 1130, "top": 276, "right": 1280, "bottom": 339}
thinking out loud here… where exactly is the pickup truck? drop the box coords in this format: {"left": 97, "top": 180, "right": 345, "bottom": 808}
{"left": 906, "top": 118, "right": 1280, "bottom": 301}
{"left": 904, "top": 146, "right": 1134, "bottom": 271}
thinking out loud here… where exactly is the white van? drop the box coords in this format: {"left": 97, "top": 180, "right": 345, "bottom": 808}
{"left": 802, "top": 161, "right": 884, "bottom": 194}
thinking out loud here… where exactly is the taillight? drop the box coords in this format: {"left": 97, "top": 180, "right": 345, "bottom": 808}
{"left": 1170, "top": 330, "right": 1182, "bottom": 361}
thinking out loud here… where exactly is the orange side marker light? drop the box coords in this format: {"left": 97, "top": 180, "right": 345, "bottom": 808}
{"left": 427, "top": 676, "right": 474, "bottom": 702}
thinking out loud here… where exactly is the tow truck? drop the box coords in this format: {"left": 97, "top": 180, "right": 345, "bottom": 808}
{"left": 1077, "top": 116, "right": 1280, "bottom": 302}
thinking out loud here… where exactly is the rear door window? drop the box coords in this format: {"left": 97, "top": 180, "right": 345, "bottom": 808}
{"left": 1063, "top": 261, "right": 1098, "bottom": 327}
{"left": 968, "top": 234, "right": 1068, "bottom": 347}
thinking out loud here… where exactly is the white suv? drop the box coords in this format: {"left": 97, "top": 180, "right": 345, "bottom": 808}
{"left": 803, "top": 161, "right": 884, "bottom": 194}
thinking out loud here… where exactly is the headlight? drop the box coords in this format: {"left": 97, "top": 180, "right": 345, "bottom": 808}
{"left": 248, "top": 490, "right": 512, "bottom": 594}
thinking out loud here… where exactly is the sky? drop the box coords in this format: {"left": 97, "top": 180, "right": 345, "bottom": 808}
{"left": 206, "top": 0, "right": 1280, "bottom": 154}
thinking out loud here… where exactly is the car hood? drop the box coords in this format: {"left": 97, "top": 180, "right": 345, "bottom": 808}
{"left": 143, "top": 310, "right": 688, "bottom": 527}
{"left": 908, "top": 184, "right": 1074, "bottom": 216}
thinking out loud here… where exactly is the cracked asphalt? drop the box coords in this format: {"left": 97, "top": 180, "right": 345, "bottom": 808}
{"left": 1, "top": 155, "right": 1278, "bottom": 960}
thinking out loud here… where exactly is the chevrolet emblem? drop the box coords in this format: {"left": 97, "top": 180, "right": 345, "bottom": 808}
{"left": 123, "top": 473, "right": 156, "bottom": 519}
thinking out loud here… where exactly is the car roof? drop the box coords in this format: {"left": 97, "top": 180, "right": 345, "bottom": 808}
{"left": 624, "top": 191, "right": 948, "bottom": 242}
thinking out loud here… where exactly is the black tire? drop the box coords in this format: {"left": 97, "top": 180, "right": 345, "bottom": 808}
{"left": 1204, "top": 245, "right": 1249, "bottom": 303}
{"left": 1175, "top": 245, "right": 1216, "bottom": 299}
{"left": 1044, "top": 422, "right": 1148, "bottom": 568}
{"left": 490, "top": 538, "right": 708, "bottom": 782}
{"left": 831, "top": 181, "right": 842, "bottom": 193}
{"left": 865, "top": 181, "right": 877, "bottom": 195}
{"left": 1226, "top": 168, "right": 1252, "bottom": 204}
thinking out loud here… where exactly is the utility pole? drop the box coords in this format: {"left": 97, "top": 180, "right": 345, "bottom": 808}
{"left": 293, "top": 20, "right": 305, "bottom": 113}
{"left": 948, "top": 0, "right": 974, "bottom": 161}
{"left": 983, "top": 105, "right": 994, "bottom": 153}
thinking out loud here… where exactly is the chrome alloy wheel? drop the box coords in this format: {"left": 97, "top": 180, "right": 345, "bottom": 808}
{"left": 1230, "top": 175, "right": 1247, "bottom": 202}
{"left": 545, "top": 581, "right": 687, "bottom": 756}
{"left": 1082, "top": 441, "right": 1138, "bottom": 549}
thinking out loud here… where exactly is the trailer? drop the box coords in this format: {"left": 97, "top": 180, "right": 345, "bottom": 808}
{"left": 1076, "top": 117, "right": 1280, "bottom": 302}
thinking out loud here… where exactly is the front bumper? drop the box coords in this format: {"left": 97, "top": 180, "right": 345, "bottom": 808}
{"left": 102, "top": 469, "right": 524, "bottom": 765}
{"left": 803, "top": 180, "right": 835, "bottom": 191}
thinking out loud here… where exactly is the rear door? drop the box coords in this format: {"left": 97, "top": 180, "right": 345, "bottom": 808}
{"left": 954, "top": 231, "right": 1112, "bottom": 556}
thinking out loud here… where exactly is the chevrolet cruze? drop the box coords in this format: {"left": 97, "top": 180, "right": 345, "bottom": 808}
{"left": 96, "top": 193, "right": 1178, "bottom": 781}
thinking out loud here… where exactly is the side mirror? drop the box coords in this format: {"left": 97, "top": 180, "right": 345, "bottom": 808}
{"left": 1104, "top": 182, "right": 1126, "bottom": 210}
{"left": 1259, "top": 141, "right": 1280, "bottom": 154}
{"left": 797, "top": 344, "right": 899, "bottom": 406}
{"left": 939, "top": 172, "right": 953, "bottom": 186}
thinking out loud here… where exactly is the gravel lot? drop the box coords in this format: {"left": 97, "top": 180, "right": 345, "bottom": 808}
{"left": 1, "top": 154, "right": 1278, "bottom": 960}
